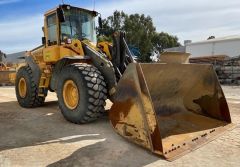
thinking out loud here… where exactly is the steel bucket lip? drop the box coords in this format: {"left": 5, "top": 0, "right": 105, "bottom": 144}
{"left": 110, "top": 121, "right": 236, "bottom": 161}
{"left": 137, "top": 63, "right": 234, "bottom": 160}
{"left": 110, "top": 63, "right": 234, "bottom": 161}
{"left": 164, "top": 123, "right": 236, "bottom": 161}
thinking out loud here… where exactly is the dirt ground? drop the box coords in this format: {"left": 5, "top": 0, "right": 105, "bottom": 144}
{"left": 0, "top": 86, "right": 239, "bottom": 167}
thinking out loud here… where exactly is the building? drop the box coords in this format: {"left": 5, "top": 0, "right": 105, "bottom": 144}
{"left": 164, "top": 46, "right": 186, "bottom": 53}
{"left": 163, "top": 36, "right": 240, "bottom": 85}
{"left": 164, "top": 35, "right": 240, "bottom": 58}
{"left": 186, "top": 35, "right": 240, "bottom": 58}
{"left": 163, "top": 40, "right": 191, "bottom": 53}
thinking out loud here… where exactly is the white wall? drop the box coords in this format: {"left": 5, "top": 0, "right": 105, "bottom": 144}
{"left": 186, "top": 43, "right": 212, "bottom": 57}
{"left": 186, "top": 39, "right": 240, "bottom": 57}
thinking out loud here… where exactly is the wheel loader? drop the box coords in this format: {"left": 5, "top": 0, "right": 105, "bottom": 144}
{"left": 0, "top": 62, "right": 16, "bottom": 86}
{"left": 15, "top": 4, "right": 234, "bottom": 160}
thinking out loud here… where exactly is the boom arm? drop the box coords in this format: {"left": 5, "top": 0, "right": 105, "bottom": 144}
{"left": 110, "top": 31, "right": 136, "bottom": 80}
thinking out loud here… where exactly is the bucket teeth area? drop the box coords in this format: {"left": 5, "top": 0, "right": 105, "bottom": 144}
{"left": 110, "top": 63, "right": 234, "bottom": 160}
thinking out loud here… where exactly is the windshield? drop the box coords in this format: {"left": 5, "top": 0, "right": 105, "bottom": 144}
{"left": 61, "top": 8, "right": 97, "bottom": 43}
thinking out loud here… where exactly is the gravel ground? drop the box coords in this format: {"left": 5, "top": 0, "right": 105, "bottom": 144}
{"left": 0, "top": 86, "right": 239, "bottom": 167}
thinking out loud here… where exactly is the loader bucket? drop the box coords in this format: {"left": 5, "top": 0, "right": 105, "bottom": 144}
{"left": 0, "top": 71, "right": 15, "bottom": 85}
{"left": 109, "top": 63, "right": 234, "bottom": 160}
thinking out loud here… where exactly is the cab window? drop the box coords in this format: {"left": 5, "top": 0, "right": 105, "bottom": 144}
{"left": 47, "top": 13, "right": 58, "bottom": 45}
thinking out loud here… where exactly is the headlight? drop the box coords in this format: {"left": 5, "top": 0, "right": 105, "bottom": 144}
{"left": 67, "top": 38, "right": 72, "bottom": 44}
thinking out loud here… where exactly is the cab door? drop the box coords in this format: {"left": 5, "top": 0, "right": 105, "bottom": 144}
{"left": 43, "top": 12, "right": 60, "bottom": 62}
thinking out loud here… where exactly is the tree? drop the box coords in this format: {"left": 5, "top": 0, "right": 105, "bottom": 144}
{"left": 152, "top": 32, "right": 181, "bottom": 53}
{"left": 124, "top": 13, "right": 156, "bottom": 62}
{"left": 207, "top": 36, "right": 215, "bottom": 40}
{"left": 100, "top": 11, "right": 126, "bottom": 38}
{"left": 0, "top": 50, "right": 6, "bottom": 62}
{"left": 98, "top": 11, "right": 180, "bottom": 62}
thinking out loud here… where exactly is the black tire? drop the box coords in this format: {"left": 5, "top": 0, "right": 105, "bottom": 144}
{"left": 15, "top": 66, "right": 46, "bottom": 108}
{"left": 57, "top": 63, "right": 108, "bottom": 124}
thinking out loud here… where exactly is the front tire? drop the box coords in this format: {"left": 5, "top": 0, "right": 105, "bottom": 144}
{"left": 57, "top": 63, "right": 107, "bottom": 124}
{"left": 15, "top": 66, "right": 46, "bottom": 108}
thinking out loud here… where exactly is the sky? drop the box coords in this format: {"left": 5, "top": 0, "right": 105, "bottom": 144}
{"left": 1, "top": 0, "right": 240, "bottom": 54}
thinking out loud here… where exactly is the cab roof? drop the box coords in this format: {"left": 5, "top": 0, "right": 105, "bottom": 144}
{"left": 44, "top": 4, "right": 98, "bottom": 16}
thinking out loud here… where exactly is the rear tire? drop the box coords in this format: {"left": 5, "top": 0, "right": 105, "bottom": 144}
{"left": 15, "top": 66, "right": 46, "bottom": 108}
{"left": 57, "top": 63, "right": 107, "bottom": 124}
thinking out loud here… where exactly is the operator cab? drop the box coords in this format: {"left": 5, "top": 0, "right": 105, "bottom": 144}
{"left": 43, "top": 5, "right": 98, "bottom": 46}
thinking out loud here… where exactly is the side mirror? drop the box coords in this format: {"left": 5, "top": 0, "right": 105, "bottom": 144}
{"left": 42, "top": 37, "right": 46, "bottom": 45}
{"left": 57, "top": 8, "right": 65, "bottom": 22}
{"left": 98, "top": 17, "right": 103, "bottom": 29}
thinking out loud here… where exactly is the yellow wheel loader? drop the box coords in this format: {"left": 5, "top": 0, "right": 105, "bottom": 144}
{"left": 15, "top": 4, "right": 234, "bottom": 160}
{"left": 0, "top": 62, "right": 16, "bottom": 86}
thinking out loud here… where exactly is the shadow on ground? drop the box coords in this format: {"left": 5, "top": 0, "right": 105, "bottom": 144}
{"left": 0, "top": 100, "right": 161, "bottom": 167}
{"left": 47, "top": 140, "right": 160, "bottom": 167}
{"left": 0, "top": 101, "right": 107, "bottom": 150}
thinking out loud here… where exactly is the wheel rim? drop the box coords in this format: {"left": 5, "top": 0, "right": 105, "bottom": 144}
{"left": 18, "top": 77, "right": 27, "bottom": 98}
{"left": 63, "top": 80, "right": 79, "bottom": 110}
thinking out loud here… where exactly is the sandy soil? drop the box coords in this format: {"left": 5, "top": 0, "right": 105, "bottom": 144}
{"left": 0, "top": 86, "right": 239, "bottom": 167}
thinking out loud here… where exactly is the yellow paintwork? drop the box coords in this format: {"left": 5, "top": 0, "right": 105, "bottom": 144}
{"left": 18, "top": 77, "right": 27, "bottom": 98}
{"left": 0, "top": 62, "right": 16, "bottom": 85}
{"left": 44, "top": 11, "right": 60, "bottom": 47}
{"left": 9, "top": 73, "right": 16, "bottom": 84}
{"left": 97, "top": 42, "right": 112, "bottom": 60}
{"left": 43, "top": 41, "right": 84, "bottom": 63}
{"left": 22, "top": 5, "right": 109, "bottom": 94}
{"left": 63, "top": 39, "right": 85, "bottom": 56}
{"left": 110, "top": 62, "right": 234, "bottom": 160}
{"left": 43, "top": 46, "right": 60, "bottom": 62}
{"left": 63, "top": 80, "right": 79, "bottom": 110}
{"left": 15, "top": 5, "right": 235, "bottom": 161}
{"left": 30, "top": 40, "right": 86, "bottom": 93}
{"left": 7, "top": 62, "right": 26, "bottom": 84}
{"left": 43, "top": 40, "right": 85, "bottom": 63}
{"left": 39, "top": 74, "right": 50, "bottom": 88}
{"left": 82, "top": 40, "right": 98, "bottom": 50}
{"left": 0, "top": 62, "right": 9, "bottom": 71}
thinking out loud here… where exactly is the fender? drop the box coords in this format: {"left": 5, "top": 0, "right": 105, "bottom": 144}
{"left": 49, "top": 56, "right": 91, "bottom": 91}
{"left": 25, "top": 56, "right": 41, "bottom": 87}
{"left": 83, "top": 45, "right": 117, "bottom": 96}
